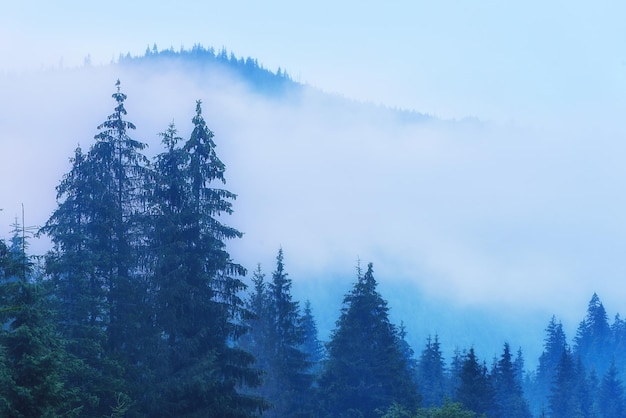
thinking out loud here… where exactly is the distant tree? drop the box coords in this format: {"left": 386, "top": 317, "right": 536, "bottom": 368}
{"left": 317, "top": 262, "right": 420, "bottom": 418}
{"left": 417, "top": 335, "right": 447, "bottom": 407}
{"left": 239, "top": 264, "right": 273, "bottom": 380}
{"left": 513, "top": 347, "right": 526, "bottom": 387}
{"left": 549, "top": 348, "right": 591, "bottom": 418}
{"left": 262, "top": 249, "right": 312, "bottom": 417}
{"left": 610, "top": 314, "right": 626, "bottom": 377}
{"left": 491, "top": 343, "right": 531, "bottom": 418}
{"left": 397, "top": 322, "right": 419, "bottom": 394}
{"left": 300, "top": 299, "right": 324, "bottom": 377}
{"left": 598, "top": 359, "right": 626, "bottom": 418}
{"left": 454, "top": 347, "right": 495, "bottom": 417}
{"left": 448, "top": 347, "right": 466, "bottom": 397}
{"left": 528, "top": 316, "right": 568, "bottom": 416}
{"left": 574, "top": 293, "right": 612, "bottom": 377}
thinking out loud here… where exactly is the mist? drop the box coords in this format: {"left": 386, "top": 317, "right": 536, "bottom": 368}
{"left": 2, "top": 59, "right": 626, "bottom": 368}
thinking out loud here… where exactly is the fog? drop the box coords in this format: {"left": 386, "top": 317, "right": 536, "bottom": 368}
{"left": 2, "top": 60, "right": 626, "bottom": 367}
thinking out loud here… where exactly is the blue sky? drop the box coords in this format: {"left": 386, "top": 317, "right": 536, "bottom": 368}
{"left": 2, "top": 1, "right": 626, "bottom": 355}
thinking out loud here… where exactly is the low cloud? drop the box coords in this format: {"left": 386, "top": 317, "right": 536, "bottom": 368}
{"left": 1, "top": 62, "right": 625, "bottom": 358}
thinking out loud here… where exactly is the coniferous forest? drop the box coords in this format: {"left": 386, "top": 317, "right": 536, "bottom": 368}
{"left": 2, "top": 49, "right": 626, "bottom": 418}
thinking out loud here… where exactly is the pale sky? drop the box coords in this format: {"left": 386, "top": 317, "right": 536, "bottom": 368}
{"left": 2, "top": 1, "right": 625, "bottom": 121}
{"left": 2, "top": 1, "right": 626, "bottom": 359}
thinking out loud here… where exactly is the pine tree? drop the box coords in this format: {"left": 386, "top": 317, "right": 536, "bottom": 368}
{"left": 40, "top": 145, "right": 124, "bottom": 417}
{"left": 491, "top": 343, "right": 531, "bottom": 418}
{"left": 146, "top": 103, "right": 264, "bottom": 417}
{"left": 257, "top": 249, "right": 312, "bottom": 417}
{"left": 300, "top": 299, "right": 324, "bottom": 377}
{"left": 528, "top": 316, "right": 568, "bottom": 416}
{"left": 239, "top": 264, "right": 273, "bottom": 381}
{"left": 454, "top": 347, "right": 495, "bottom": 417}
{"left": 0, "top": 228, "right": 82, "bottom": 417}
{"left": 40, "top": 81, "right": 150, "bottom": 415}
{"left": 317, "top": 262, "right": 420, "bottom": 418}
{"left": 549, "top": 348, "right": 591, "bottom": 418}
{"left": 417, "top": 335, "right": 446, "bottom": 407}
{"left": 89, "top": 79, "right": 151, "bottom": 365}
{"left": 598, "top": 359, "right": 626, "bottom": 418}
{"left": 574, "top": 293, "right": 612, "bottom": 377}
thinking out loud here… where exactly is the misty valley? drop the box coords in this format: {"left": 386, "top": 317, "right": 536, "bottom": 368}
{"left": 1, "top": 46, "right": 625, "bottom": 418}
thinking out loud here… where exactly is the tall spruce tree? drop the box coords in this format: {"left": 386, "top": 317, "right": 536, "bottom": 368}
{"left": 574, "top": 293, "right": 612, "bottom": 378}
{"left": 598, "top": 360, "right": 626, "bottom": 418}
{"left": 146, "top": 103, "right": 264, "bottom": 417}
{"left": 317, "top": 262, "right": 420, "bottom": 418}
{"left": 40, "top": 145, "right": 125, "bottom": 417}
{"left": 40, "top": 81, "right": 150, "bottom": 415}
{"left": 256, "top": 249, "right": 312, "bottom": 417}
{"left": 300, "top": 299, "right": 324, "bottom": 377}
{"left": 549, "top": 348, "right": 585, "bottom": 418}
{"left": 528, "top": 316, "right": 568, "bottom": 416}
{"left": 455, "top": 347, "right": 495, "bottom": 417}
{"left": 491, "top": 343, "right": 531, "bottom": 418}
{"left": 417, "top": 335, "right": 447, "bottom": 407}
{"left": 89, "top": 79, "right": 151, "bottom": 366}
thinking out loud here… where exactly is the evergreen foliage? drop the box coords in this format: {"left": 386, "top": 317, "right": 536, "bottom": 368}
{"left": 454, "top": 347, "right": 494, "bottom": 417}
{"left": 417, "top": 335, "right": 447, "bottom": 407}
{"left": 300, "top": 299, "right": 325, "bottom": 377}
{"left": 574, "top": 293, "right": 612, "bottom": 377}
{"left": 8, "top": 77, "right": 626, "bottom": 418}
{"left": 0, "top": 228, "right": 82, "bottom": 417}
{"left": 598, "top": 360, "right": 626, "bottom": 418}
{"left": 239, "top": 250, "right": 312, "bottom": 417}
{"left": 491, "top": 343, "right": 531, "bottom": 418}
{"left": 317, "top": 262, "right": 420, "bottom": 418}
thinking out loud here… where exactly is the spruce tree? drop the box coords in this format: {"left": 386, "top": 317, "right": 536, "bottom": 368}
{"left": 455, "top": 347, "right": 495, "bottom": 417}
{"left": 574, "top": 293, "right": 612, "bottom": 377}
{"left": 300, "top": 299, "right": 324, "bottom": 377}
{"left": 318, "top": 262, "right": 420, "bottom": 418}
{"left": 254, "top": 249, "right": 312, "bottom": 417}
{"left": 0, "top": 228, "right": 82, "bottom": 417}
{"left": 146, "top": 103, "right": 264, "bottom": 417}
{"left": 41, "top": 81, "right": 150, "bottom": 415}
{"left": 528, "top": 316, "right": 568, "bottom": 416}
{"left": 417, "top": 335, "right": 446, "bottom": 407}
{"left": 599, "top": 360, "right": 626, "bottom": 418}
{"left": 492, "top": 343, "right": 531, "bottom": 418}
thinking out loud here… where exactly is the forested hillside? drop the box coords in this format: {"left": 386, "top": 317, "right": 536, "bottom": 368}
{"left": 1, "top": 71, "right": 626, "bottom": 417}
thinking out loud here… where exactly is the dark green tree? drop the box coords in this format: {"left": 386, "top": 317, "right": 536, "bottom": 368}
{"left": 454, "top": 347, "right": 495, "bottom": 417}
{"left": 574, "top": 293, "right": 612, "bottom": 377}
{"left": 549, "top": 348, "right": 592, "bottom": 418}
{"left": 239, "top": 264, "right": 273, "bottom": 382}
{"left": 491, "top": 343, "right": 531, "bottom": 418}
{"left": 417, "top": 335, "right": 447, "bottom": 407}
{"left": 257, "top": 249, "right": 312, "bottom": 417}
{"left": 0, "top": 228, "right": 82, "bottom": 417}
{"left": 146, "top": 104, "right": 264, "bottom": 417}
{"left": 598, "top": 359, "right": 625, "bottom": 418}
{"left": 40, "top": 145, "right": 125, "bottom": 417}
{"left": 528, "top": 316, "right": 568, "bottom": 416}
{"left": 41, "top": 81, "right": 150, "bottom": 415}
{"left": 300, "top": 299, "right": 324, "bottom": 377}
{"left": 89, "top": 79, "right": 151, "bottom": 366}
{"left": 317, "top": 262, "right": 420, "bottom": 418}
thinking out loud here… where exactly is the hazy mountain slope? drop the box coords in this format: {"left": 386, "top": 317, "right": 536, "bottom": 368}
{"left": 0, "top": 45, "right": 605, "bottom": 373}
